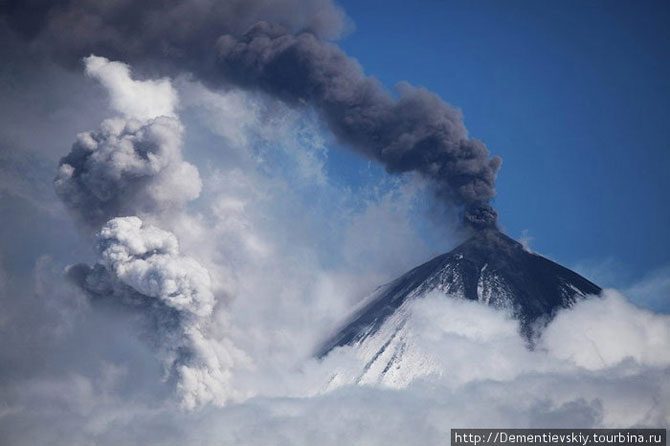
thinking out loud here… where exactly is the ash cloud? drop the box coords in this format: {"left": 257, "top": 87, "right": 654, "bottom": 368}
{"left": 54, "top": 56, "right": 201, "bottom": 228}
{"left": 2, "top": 1, "right": 501, "bottom": 229}
{"left": 216, "top": 22, "right": 501, "bottom": 227}
{"left": 67, "top": 216, "right": 246, "bottom": 408}
{"left": 0, "top": 0, "right": 346, "bottom": 67}
{"left": 52, "top": 57, "right": 235, "bottom": 408}
{"left": 54, "top": 116, "right": 201, "bottom": 227}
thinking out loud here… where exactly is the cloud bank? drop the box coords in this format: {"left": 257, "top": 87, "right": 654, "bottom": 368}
{"left": 1, "top": 290, "right": 667, "bottom": 446}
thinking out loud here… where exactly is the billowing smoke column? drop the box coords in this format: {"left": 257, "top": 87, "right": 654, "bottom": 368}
{"left": 53, "top": 56, "right": 240, "bottom": 408}
{"left": 54, "top": 56, "right": 201, "bottom": 228}
{"left": 216, "top": 22, "right": 502, "bottom": 228}
{"left": 67, "top": 216, "right": 243, "bottom": 408}
{"left": 54, "top": 116, "right": 201, "bottom": 228}
{"left": 2, "top": 0, "right": 502, "bottom": 229}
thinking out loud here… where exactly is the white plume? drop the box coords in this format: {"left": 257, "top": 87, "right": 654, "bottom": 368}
{"left": 69, "top": 216, "right": 247, "bottom": 408}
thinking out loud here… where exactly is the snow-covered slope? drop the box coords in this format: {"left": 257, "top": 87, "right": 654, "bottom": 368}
{"left": 316, "top": 229, "right": 601, "bottom": 386}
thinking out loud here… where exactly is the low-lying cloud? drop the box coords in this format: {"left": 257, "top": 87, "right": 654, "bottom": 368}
{"left": 1, "top": 290, "right": 668, "bottom": 446}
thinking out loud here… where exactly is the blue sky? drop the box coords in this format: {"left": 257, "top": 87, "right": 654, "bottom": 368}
{"left": 330, "top": 0, "right": 670, "bottom": 285}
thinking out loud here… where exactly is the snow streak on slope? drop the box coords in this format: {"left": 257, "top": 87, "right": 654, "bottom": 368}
{"left": 318, "top": 229, "right": 602, "bottom": 386}
{"left": 326, "top": 296, "right": 440, "bottom": 388}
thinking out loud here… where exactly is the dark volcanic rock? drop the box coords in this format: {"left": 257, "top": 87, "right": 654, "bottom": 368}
{"left": 317, "top": 229, "right": 601, "bottom": 357}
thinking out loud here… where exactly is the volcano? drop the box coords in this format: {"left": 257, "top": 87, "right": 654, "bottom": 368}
{"left": 317, "top": 229, "right": 601, "bottom": 362}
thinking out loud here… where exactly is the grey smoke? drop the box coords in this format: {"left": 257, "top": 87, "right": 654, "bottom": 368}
{"left": 216, "top": 22, "right": 501, "bottom": 227}
{"left": 67, "top": 216, "right": 245, "bottom": 408}
{"left": 54, "top": 57, "right": 239, "bottom": 408}
{"left": 2, "top": 0, "right": 501, "bottom": 228}
{"left": 54, "top": 56, "right": 201, "bottom": 228}
{"left": 54, "top": 116, "right": 201, "bottom": 228}
{"left": 0, "top": 0, "right": 346, "bottom": 68}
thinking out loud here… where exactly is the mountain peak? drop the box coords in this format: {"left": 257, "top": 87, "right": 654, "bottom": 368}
{"left": 317, "top": 230, "right": 601, "bottom": 358}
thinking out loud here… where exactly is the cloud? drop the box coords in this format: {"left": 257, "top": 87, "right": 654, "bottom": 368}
{"left": 541, "top": 290, "right": 670, "bottom": 369}
{"left": 54, "top": 56, "right": 201, "bottom": 228}
{"left": 318, "top": 290, "right": 670, "bottom": 388}
{"left": 0, "top": 0, "right": 347, "bottom": 68}
{"left": 0, "top": 27, "right": 108, "bottom": 159}
{"left": 54, "top": 116, "right": 201, "bottom": 227}
{"left": 84, "top": 55, "right": 178, "bottom": 121}
{"left": 50, "top": 56, "right": 445, "bottom": 412}
{"left": 2, "top": 0, "right": 501, "bottom": 229}
{"left": 111, "top": 79, "right": 468, "bottom": 407}
{"left": 573, "top": 257, "right": 670, "bottom": 313}
{"left": 624, "top": 266, "right": 670, "bottom": 313}
{"left": 67, "top": 216, "right": 247, "bottom": 409}
{"left": 216, "top": 24, "right": 501, "bottom": 227}
{"left": 1, "top": 290, "right": 667, "bottom": 445}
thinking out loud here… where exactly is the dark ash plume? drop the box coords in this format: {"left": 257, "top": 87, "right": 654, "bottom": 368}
{"left": 2, "top": 1, "right": 502, "bottom": 228}
{"left": 0, "top": 0, "right": 346, "bottom": 68}
{"left": 464, "top": 204, "right": 499, "bottom": 230}
{"left": 217, "top": 22, "right": 502, "bottom": 227}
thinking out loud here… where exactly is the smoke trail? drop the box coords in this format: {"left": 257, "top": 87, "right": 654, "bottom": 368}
{"left": 215, "top": 22, "right": 501, "bottom": 227}
{"left": 2, "top": 1, "right": 502, "bottom": 228}
{"left": 54, "top": 56, "right": 201, "bottom": 228}
{"left": 67, "top": 216, "right": 246, "bottom": 408}
{"left": 54, "top": 116, "right": 201, "bottom": 228}
{"left": 53, "top": 56, "right": 239, "bottom": 408}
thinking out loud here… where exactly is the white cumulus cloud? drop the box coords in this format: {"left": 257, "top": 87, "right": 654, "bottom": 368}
{"left": 84, "top": 55, "right": 178, "bottom": 121}
{"left": 68, "top": 216, "right": 248, "bottom": 409}
{"left": 55, "top": 56, "right": 201, "bottom": 228}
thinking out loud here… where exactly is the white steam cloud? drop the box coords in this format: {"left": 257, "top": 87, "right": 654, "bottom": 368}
{"left": 310, "top": 292, "right": 668, "bottom": 428}
{"left": 2, "top": 290, "right": 668, "bottom": 445}
{"left": 84, "top": 55, "right": 178, "bottom": 121}
{"left": 68, "top": 216, "right": 247, "bottom": 409}
{"left": 55, "top": 57, "right": 236, "bottom": 408}
{"left": 54, "top": 56, "right": 201, "bottom": 228}
{"left": 541, "top": 291, "right": 670, "bottom": 370}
